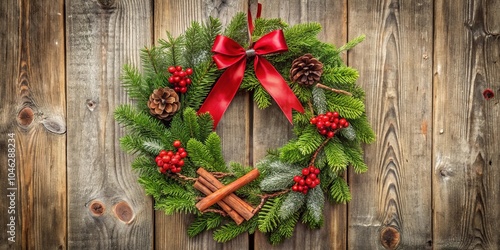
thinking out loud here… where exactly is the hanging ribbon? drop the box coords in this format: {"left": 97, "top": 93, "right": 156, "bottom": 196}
{"left": 198, "top": 4, "right": 304, "bottom": 128}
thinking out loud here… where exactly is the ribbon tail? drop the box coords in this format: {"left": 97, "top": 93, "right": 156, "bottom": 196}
{"left": 254, "top": 58, "right": 305, "bottom": 124}
{"left": 198, "top": 59, "right": 246, "bottom": 128}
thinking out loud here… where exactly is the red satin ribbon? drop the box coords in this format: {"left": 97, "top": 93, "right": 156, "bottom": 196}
{"left": 197, "top": 30, "right": 305, "bottom": 128}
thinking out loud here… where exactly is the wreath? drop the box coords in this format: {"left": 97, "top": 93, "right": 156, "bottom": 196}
{"left": 115, "top": 4, "right": 374, "bottom": 245}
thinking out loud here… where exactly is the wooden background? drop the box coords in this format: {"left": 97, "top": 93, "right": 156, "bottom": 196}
{"left": 1, "top": 0, "right": 499, "bottom": 249}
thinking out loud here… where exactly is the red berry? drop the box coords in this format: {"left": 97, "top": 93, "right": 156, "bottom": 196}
{"left": 314, "top": 179, "right": 320, "bottom": 185}
{"left": 333, "top": 112, "right": 339, "bottom": 118}
{"left": 175, "top": 66, "right": 182, "bottom": 71}
{"left": 186, "top": 78, "right": 192, "bottom": 85}
{"left": 292, "top": 185, "right": 299, "bottom": 192}
{"left": 162, "top": 155, "right": 171, "bottom": 162}
{"left": 302, "top": 168, "right": 310, "bottom": 176}
{"left": 177, "top": 159, "right": 185, "bottom": 167}
{"left": 305, "top": 178, "right": 312, "bottom": 186}
{"left": 173, "top": 140, "right": 182, "bottom": 148}
{"left": 180, "top": 87, "right": 187, "bottom": 93}
{"left": 167, "top": 151, "right": 174, "bottom": 157}
{"left": 178, "top": 71, "right": 186, "bottom": 77}
{"left": 327, "top": 131, "right": 334, "bottom": 138}
{"left": 168, "top": 76, "right": 175, "bottom": 83}
{"left": 344, "top": 121, "right": 349, "bottom": 127}
{"left": 159, "top": 168, "right": 167, "bottom": 174}
{"left": 179, "top": 151, "right": 188, "bottom": 158}
{"left": 299, "top": 179, "right": 306, "bottom": 186}
{"left": 179, "top": 80, "right": 187, "bottom": 87}
{"left": 168, "top": 66, "right": 176, "bottom": 73}
{"left": 314, "top": 168, "right": 320, "bottom": 175}
{"left": 173, "top": 76, "right": 180, "bottom": 82}
{"left": 185, "top": 68, "right": 193, "bottom": 75}
{"left": 155, "top": 156, "right": 161, "bottom": 162}
{"left": 298, "top": 185, "right": 304, "bottom": 192}
{"left": 174, "top": 87, "right": 180, "bottom": 92}
{"left": 310, "top": 117, "right": 318, "bottom": 124}
{"left": 157, "top": 160, "right": 164, "bottom": 167}
{"left": 159, "top": 150, "right": 167, "bottom": 157}
{"left": 309, "top": 173, "right": 317, "bottom": 180}
{"left": 293, "top": 176, "right": 302, "bottom": 183}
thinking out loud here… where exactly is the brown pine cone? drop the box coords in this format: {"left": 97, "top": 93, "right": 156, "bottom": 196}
{"left": 290, "top": 54, "right": 323, "bottom": 86}
{"left": 147, "top": 87, "right": 180, "bottom": 120}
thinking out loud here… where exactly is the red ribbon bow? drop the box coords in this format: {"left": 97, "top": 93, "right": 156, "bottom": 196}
{"left": 198, "top": 30, "right": 305, "bottom": 128}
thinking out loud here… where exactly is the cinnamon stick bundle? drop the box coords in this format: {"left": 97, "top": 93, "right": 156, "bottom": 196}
{"left": 194, "top": 168, "right": 259, "bottom": 221}
{"left": 193, "top": 180, "right": 244, "bottom": 225}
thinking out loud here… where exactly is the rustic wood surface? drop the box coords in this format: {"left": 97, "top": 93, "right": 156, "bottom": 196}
{"left": 65, "top": 0, "right": 153, "bottom": 249}
{"left": 433, "top": 0, "right": 500, "bottom": 249}
{"left": 348, "top": 0, "right": 434, "bottom": 249}
{"left": 0, "top": 0, "right": 67, "bottom": 249}
{"left": 1, "top": 0, "right": 500, "bottom": 249}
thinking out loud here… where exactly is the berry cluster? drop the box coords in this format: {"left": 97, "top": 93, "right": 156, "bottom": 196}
{"left": 155, "top": 140, "right": 188, "bottom": 174}
{"left": 292, "top": 166, "right": 321, "bottom": 194}
{"left": 167, "top": 66, "right": 193, "bottom": 94}
{"left": 309, "top": 111, "right": 349, "bottom": 138}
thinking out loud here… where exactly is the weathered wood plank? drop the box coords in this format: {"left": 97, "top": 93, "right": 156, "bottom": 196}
{"left": 252, "top": 0, "right": 347, "bottom": 249}
{"left": 153, "top": 1, "right": 250, "bottom": 249}
{"left": 0, "top": 0, "right": 66, "bottom": 249}
{"left": 66, "top": 0, "right": 153, "bottom": 248}
{"left": 433, "top": 0, "right": 500, "bottom": 248}
{"left": 348, "top": 0, "right": 433, "bottom": 248}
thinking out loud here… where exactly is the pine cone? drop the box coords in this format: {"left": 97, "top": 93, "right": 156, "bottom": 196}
{"left": 290, "top": 54, "right": 323, "bottom": 86}
{"left": 147, "top": 87, "right": 180, "bottom": 120}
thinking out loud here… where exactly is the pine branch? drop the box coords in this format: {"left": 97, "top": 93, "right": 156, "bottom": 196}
{"left": 326, "top": 93, "right": 365, "bottom": 119}
{"left": 329, "top": 177, "right": 352, "bottom": 203}
{"left": 224, "top": 12, "right": 249, "bottom": 46}
{"left": 279, "top": 192, "right": 305, "bottom": 220}
{"left": 257, "top": 196, "right": 284, "bottom": 232}
{"left": 337, "top": 34, "right": 365, "bottom": 53}
{"left": 213, "top": 217, "right": 258, "bottom": 243}
{"left": 305, "top": 185, "right": 325, "bottom": 223}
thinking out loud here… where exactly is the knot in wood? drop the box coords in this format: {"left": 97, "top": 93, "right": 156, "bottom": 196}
{"left": 380, "top": 226, "right": 400, "bottom": 249}
{"left": 114, "top": 201, "right": 134, "bottom": 224}
{"left": 89, "top": 201, "right": 105, "bottom": 216}
{"left": 17, "top": 107, "right": 34, "bottom": 127}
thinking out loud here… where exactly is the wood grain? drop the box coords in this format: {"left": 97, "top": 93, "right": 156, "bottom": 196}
{"left": 66, "top": 0, "right": 153, "bottom": 248}
{"left": 0, "top": 0, "right": 66, "bottom": 249}
{"left": 433, "top": 0, "right": 500, "bottom": 248}
{"left": 153, "top": 1, "right": 250, "bottom": 249}
{"left": 252, "top": 0, "right": 348, "bottom": 249}
{"left": 348, "top": 0, "right": 433, "bottom": 249}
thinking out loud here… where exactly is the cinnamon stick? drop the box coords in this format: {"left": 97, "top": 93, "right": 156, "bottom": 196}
{"left": 195, "top": 168, "right": 260, "bottom": 216}
{"left": 193, "top": 180, "right": 244, "bottom": 225}
{"left": 196, "top": 168, "right": 256, "bottom": 218}
{"left": 197, "top": 176, "right": 254, "bottom": 220}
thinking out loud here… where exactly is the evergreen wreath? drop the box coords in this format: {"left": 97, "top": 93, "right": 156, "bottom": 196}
{"left": 115, "top": 6, "right": 375, "bottom": 245}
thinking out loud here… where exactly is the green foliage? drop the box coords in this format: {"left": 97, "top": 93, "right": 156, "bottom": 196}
{"left": 224, "top": 12, "right": 249, "bottom": 46}
{"left": 326, "top": 93, "right": 365, "bottom": 119}
{"left": 258, "top": 197, "right": 284, "bottom": 233}
{"left": 312, "top": 87, "right": 327, "bottom": 114}
{"left": 324, "top": 138, "right": 348, "bottom": 172}
{"left": 258, "top": 159, "right": 301, "bottom": 192}
{"left": 338, "top": 35, "right": 365, "bottom": 53}
{"left": 188, "top": 213, "right": 223, "bottom": 237}
{"left": 279, "top": 192, "right": 305, "bottom": 220}
{"left": 213, "top": 217, "right": 258, "bottom": 243}
{"left": 305, "top": 185, "right": 325, "bottom": 224}
{"left": 268, "top": 212, "right": 300, "bottom": 245}
{"left": 329, "top": 177, "right": 352, "bottom": 203}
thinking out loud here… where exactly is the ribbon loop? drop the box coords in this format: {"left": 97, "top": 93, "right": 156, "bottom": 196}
{"left": 198, "top": 30, "right": 304, "bottom": 128}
